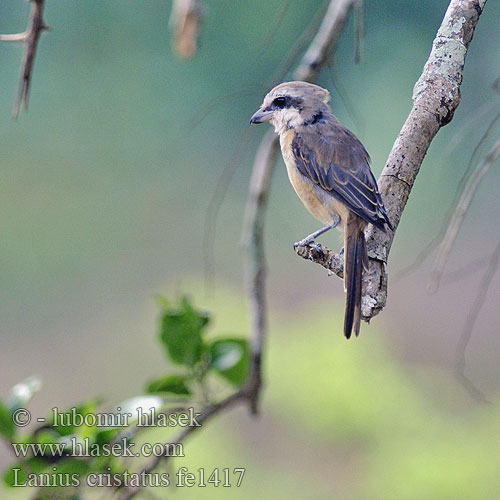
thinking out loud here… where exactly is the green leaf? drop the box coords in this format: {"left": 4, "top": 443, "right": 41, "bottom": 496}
{"left": 94, "top": 427, "right": 121, "bottom": 447}
{"left": 92, "top": 455, "right": 126, "bottom": 476}
{"left": 55, "top": 457, "right": 90, "bottom": 477}
{"left": 4, "top": 463, "right": 27, "bottom": 487}
{"left": 209, "top": 338, "right": 249, "bottom": 386}
{"left": 159, "top": 296, "right": 210, "bottom": 366}
{"left": 147, "top": 375, "right": 191, "bottom": 395}
{"left": 0, "top": 399, "right": 15, "bottom": 439}
{"left": 34, "top": 428, "right": 64, "bottom": 446}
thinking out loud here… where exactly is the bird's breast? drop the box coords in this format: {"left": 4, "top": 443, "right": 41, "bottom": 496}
{"left": 279, "top": 130, "right": 346, "bottom": 227}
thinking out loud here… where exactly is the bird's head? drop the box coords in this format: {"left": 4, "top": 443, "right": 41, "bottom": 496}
{"left": 250, "top": 81, "right": 330, "bottom": 134}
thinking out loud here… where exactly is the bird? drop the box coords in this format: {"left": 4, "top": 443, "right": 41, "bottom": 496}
{"left": 250, "top": 81, "right": 392, "bottom": 339}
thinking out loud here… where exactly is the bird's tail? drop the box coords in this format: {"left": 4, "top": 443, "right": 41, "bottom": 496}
{"left": 343, "top": 218, "right": 368, "bottom": 339}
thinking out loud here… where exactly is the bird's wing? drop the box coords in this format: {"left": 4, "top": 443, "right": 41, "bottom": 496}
{"left": 292, "top": 121, "right": 391, "bottom": 230}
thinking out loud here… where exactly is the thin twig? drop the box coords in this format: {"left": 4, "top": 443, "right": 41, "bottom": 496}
{"left": 117, "top": 390, "right": 245, "bottom": 500}
{"left": 0, "top": 32, "right": 28, "bottom": 42}
{"left": 241, "top": 129, "right": 280, "bottom": 414}
{"left": 454, "top": 237, "right": 500, "bottom": 404}
{"left": 1, "top": 0, "right": 50, "bottom": 118}
{"left": 296, "top": 0, "right": 488, "bottom": 321}
{"left": 429, "top": 137, "right": 500, "bottom": 292}
{"left": 354, "top": 0, "right": 365, "bottom": 64}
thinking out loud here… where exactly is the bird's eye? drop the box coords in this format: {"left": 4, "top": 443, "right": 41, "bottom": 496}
{"left": 273, "top": 96, "right": 287, "bottom": 108}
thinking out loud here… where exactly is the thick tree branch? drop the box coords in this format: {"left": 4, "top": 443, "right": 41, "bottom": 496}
{"left": 295, "top": 0, "right": 487, "bottom": 321}
{"left": 1, "top": 0, "right": 50, "bottom": 118}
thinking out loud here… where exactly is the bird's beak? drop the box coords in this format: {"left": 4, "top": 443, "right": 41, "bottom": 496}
{"left": 250, "top": 108, "right": 274, "bottom": 124}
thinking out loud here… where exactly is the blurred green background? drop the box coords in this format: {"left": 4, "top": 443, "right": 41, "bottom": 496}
{"left": 1, "top": 0, "right": 500, "bottom": 498}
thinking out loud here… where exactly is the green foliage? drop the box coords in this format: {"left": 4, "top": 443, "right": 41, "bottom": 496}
{"left": 2, "top": 295, "right": 249, "bottom": 496}
{"left": 50, "top": 400, "right": 101, "bottom": 438}
{"left": 4, "top": 456, "right": 46, "bottom": 487}
{"left": 153, "top": 295, "right": 249, "bottom": 394}
{"left": 159, "top": 296, "right": 210, "bottom": 366}
{"left": 147, "top": 374, "right": 192, "bottom": 395}
{"left": 0, "top": 399, "right": 15, "bottom": 440}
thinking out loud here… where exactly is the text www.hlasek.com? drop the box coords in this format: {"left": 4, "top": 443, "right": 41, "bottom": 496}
{"left": 12, "top": 437, "right": 184, "bottom": 459}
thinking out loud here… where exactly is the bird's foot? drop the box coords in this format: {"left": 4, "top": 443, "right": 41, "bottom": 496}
{"left": 293, "top": 238, "right": 322, "bottom": 253}
{"left": 293, "top": 221, "right": 338, "bottom": 252}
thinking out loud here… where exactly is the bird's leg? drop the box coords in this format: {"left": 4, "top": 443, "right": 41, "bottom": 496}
{"left": 294, "top": 216, "right": 340, "bottom": 250}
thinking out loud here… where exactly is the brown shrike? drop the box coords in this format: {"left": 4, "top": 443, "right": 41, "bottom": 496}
{"left": 250, "top": 81, "right": 392, "bottom": 339}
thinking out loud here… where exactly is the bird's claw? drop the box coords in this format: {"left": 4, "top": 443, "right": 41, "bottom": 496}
{"left": 293, "top": 239, "right": 322, "bottom": 253}
{"left": 310, "top": 242, "right": 322, "bottom": 252}
{"left": 294, "top": 237, "right": 312, "bottom": 249}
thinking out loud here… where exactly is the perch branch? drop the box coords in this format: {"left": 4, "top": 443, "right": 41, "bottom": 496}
{"left": 1, "top": 0, "right": 50, "bottom": 118}
{"left": 295, "top": 0, "right": 488, "bottom": 321}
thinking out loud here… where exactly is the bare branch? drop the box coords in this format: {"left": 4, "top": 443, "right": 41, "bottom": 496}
{"left": 169, "top": 0, "right": 203, "bottom": 59}
{"left": 354, "top": 0, "right": 365, "bottom": 64}
{"left": 1, "top": 0, "right": 50, "bottom": 118}
{"left": 296, "top": 0, "right": 488, "bottom": 321}
{"left": 429, "top": 137, "right": 500, "bottom": 292}
{"left": 0, "top": 32, "right": 28, "bottom": 42}
{"left": 241, "top": 129, "right": 280, "bottom": 414}
{"left": 117, "top": 391, "right": 245, "bottom": 500}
